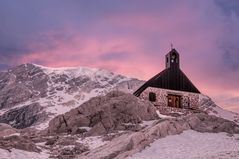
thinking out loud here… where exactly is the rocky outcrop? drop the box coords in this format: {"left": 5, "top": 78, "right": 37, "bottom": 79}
{"left": 48, "top": 136, "right": 89, "bottom": 159}
{"left": 47, "top": 91, "right": 159, "bottom": 135}
{"left": 0, "top": 64, "right": 48, "bottom": 110}
{"left": 185, "top": 113, "right": 239, "bottom": 133}
{"left": 0, "top": 123, "right": 18, "bottom": 137}
{"left": 0, "top": 125, "right": 40, "bottom": 153}
{"left": 77, "top": 113, "right": 239, "bottom": 159}
{"left": 9, "top": 64, "right": 48, "bottom": 97}
{"left": 0, "top": 109, "right": 238, "bottom": 159}
{"left": 0, "top": 83, "right": 33, "bottom": 109}
{"left": 0, "top": 135, "right": 40, "bottom": 153}
{"left": 0, "top": 103, "right": 45, "bottom": 129}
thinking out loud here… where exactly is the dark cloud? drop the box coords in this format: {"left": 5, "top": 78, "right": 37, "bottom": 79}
{"left": 0, "top": 31, "right": 28, "bottom": 55}
{"left": 222, "top": 47, "right": 239, "bottom": 71}
{"left": 212, "top": 0, "right": 239, "bottom": 72}
{"left": 215, "top": 0, "right": 239, "bottom": 17}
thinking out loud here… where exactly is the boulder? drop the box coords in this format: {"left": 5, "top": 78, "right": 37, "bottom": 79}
{"left": 47, "top": 91, "right": 159, "bottom": 135}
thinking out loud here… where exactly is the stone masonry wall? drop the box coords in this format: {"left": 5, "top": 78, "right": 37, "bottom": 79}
{"left": 139, "top": 87, "right": 200, "bottom": 109}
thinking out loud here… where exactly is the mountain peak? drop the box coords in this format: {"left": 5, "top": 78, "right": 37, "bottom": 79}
{"left": 0, "top": 63, "right": 143, "bottom": 130}
{"left": 30, "top": 63, "right": 129, "bottom": 80}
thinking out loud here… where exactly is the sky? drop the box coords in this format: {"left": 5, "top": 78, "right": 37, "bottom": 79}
{"left": 0, "top": 0, "right": 239, "bottom": 112}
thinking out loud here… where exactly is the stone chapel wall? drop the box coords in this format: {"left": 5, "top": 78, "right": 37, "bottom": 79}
{"left": 139, "top": 87, "right": 199, "bottom": 109}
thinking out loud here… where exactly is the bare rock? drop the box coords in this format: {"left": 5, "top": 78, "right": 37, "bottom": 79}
{"left": 0, "top": 64, "right": 48, "bottom": 110}
{"left": 56, "top": 143, "right": 89, "bottom": 159}
{"left": 45, "top": 136, "right": 59, "bottom": 146}
{"left": 0, "top": 103, "right": 45, "bottom": 129}
{"left": 77, "top": 118, "right": 189, "bottom": 159}
{"left": 0, "top": 135, "right": 40, "bottom": 152}
{"left": 77, "top": 113, "right": 239, "bottom": 159}
{"left": 47, "top": 136, "right": 89, "bottom": 159}
{"left": 0, "top": 123, "right": 18, "bottom": 137}
{"left": 186, "top": 113, "right": 239, "bottom": 134}
{"left": 47, "top": 91, "right": 159, "bottom": 135}
{"left": 0, "top": 84, "right": 33, "bottom": 109}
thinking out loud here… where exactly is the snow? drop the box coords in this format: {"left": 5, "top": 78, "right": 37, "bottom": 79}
{"left": 128, "top": 130, "right": 239, "bottom": 159}
{"left": 36, "top": 142, "right": 47, "bottom": 147}
{"left": 79, "top": 126, "right": 92, "bottom": 131}
{"left": 33, "top": 63, "right": 130, "bottom": 81}
{"left": 156, "top": 110, "right": 174, "bottom": 119}
{"left": 140, "top": 120, "right": 157, "bottom": 127}
{"left": 34, "top": 121, "right": 49, "bottom": 130}
{"left": 0, "top": 148, "right": 49, "bottom": 159}
{"left": 209, "top": 106, "right": 239, "bottom": 124}
{"left": 199, "top": 94, "right": 239, "bottom": 125}
{"left": 3, "top": 133, "right": 20, "bottom": 138}
{"left": 77, "top": 136, "right": 109, "bottom": 150}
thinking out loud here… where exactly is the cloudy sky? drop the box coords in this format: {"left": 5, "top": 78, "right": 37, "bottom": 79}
{"left": 0, "top": 0, "right": 239, "bottom": 112}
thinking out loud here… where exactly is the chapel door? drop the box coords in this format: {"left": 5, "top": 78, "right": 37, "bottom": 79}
{"left": 168, "top": 94, "right": 181, "bottom": 108}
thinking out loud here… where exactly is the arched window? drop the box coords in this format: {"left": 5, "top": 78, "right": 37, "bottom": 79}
{"left": 149, "top": 92, "right": 156, "bottom": 102}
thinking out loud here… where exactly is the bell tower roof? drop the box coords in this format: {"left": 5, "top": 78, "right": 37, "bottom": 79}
{"left": 165, "top": 48, "right": 180, "bottom": 69}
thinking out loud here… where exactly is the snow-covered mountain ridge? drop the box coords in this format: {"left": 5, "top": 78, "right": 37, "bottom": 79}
{"left": 0, "top": 63, "right": 238, "bottom": 131}
{"left": 0, "top": 63, "right": 144, "bottom": 129}
{"left": 0, "top": 68, "right": 239, "bottom": 159}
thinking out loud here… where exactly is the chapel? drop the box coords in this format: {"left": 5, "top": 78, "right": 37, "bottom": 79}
{"left": 133, "top": 48, "right": 200, "bottom": 109}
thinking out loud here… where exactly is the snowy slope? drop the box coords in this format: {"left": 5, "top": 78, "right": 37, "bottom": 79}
{"left": 199, "top": 94, "right": 239, "bottom": 125}
{"left": 33, "top": 64, "right": 143, "bottom": 129}
{"left": 34, "top": 64, "right": 131, "bottom": 115}
{"left": 129, "top": 130, "right": 239, "bottom": 159}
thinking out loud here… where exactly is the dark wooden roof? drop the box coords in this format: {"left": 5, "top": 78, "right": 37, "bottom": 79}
{"left": 133, "top": 49, "right": 200, "bottom": 96}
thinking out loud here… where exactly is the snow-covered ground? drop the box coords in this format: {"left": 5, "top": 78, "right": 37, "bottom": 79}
{"left": 199, "top": 94, "right": 239, "bottom": 125}
{"left": 0, "top": 148, "right": 49, "bottom": 159}
{"left": 156, "top": 110, "right": 175, "bottom": 119}
{"left": 77, "top": 136, "right": 109, "bottom": 150}
{"left": 140, "top": 120, "right": 157, "bottom": 127}
{"left": 209, "top": 106, "right": 239, "bottom": 124}
{"left": 128, "top": 130, "right": 239, "bottom": 159}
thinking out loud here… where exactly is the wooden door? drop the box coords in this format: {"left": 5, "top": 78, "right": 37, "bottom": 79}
{"left": 168, "top": 94, "right": 181, "bottom": 108}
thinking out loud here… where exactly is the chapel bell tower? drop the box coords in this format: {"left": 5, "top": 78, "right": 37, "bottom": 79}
{"left": 165, "top": 48, "right": 180, "bottom": 69}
